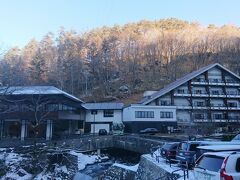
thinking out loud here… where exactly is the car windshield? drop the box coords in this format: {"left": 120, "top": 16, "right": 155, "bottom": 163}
{"left": 189, "top": 144, "right": 200, "bottom": 151}
{"left": 196, "top": 155, "right": 224, "bottom": 172}
{"left": 162, "top": 144, "right": 174, "bottom": 149}
{"left": 232, "top": 134, "right": 240, "bottom": 141}
{"left": 179, "top": 143, "right": 188, "bottom": 151}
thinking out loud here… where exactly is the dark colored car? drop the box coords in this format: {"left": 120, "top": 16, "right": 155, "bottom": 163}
{"left": 161, "top": 142, "right": 180, "bottom": 160}
{"left": 176, "top": 141, "right": 202, "bottom": 166}
{"left": 139, "top": 128, "right": 158, "bottom": 135}
{"left": 98, "top": 129, "right": 107, "bottom": 136}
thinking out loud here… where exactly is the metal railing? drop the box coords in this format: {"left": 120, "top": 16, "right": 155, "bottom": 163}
{"left": 150, "top": 146, "right": 190, "bottom": 180}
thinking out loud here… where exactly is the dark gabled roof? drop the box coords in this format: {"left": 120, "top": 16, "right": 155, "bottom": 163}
{"left": 0, "top": 86, "right": 83, "bottom": 103}
{"left": 141, "top": 63, "right": 240, "bottom": 105}
{"left": 82, "top": 102, "right": 124, "bottom": 110}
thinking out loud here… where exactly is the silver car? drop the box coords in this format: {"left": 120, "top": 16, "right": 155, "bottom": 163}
{"left": 194, "top": 151, "right": 240, "bottom": 180}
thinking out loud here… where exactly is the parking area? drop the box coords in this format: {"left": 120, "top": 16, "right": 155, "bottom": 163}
{"left": 148, "top": 135, "right": 240, "bottom": 180}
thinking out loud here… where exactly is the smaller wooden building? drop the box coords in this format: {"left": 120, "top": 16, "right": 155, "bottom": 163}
{"left": 0, "top": 86, "right": 85, "bottom": 141}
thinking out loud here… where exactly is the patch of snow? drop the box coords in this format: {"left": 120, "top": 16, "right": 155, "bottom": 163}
{"left": 34, "top": 172, "right": 52, "bottom": 180}
{"left": 21, "top": 145, "right": 32, "bottom": 148}
{"left": 34, "top": 166, "right": 69, "bottom": 180}
{"left": 2, "top": 168, "right": 32, "bottom": 180}
{"left": 99, "top": 155, "right": 109, "bottom": 161}
{"left": 146, "top": 149, "right": 194, "bottom": 180}
{"left": 0, "top": 148, "right": 6, "bottom": 151}
{"left": 113, "top": 163, "right": 139, "bottom": 172}
{"left": 54, "top": 165, "right": 68, "bottom": 174}
{"left": 69, "top": 150, "right": 99, "bottom": 170}
{"left": 73, "top": 172, "right": 92, "bottom": 180}
{"left": 5, "top": 152, "right": 24, "bottom": 165}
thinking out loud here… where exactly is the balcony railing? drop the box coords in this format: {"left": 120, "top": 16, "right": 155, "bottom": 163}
{"left": 210, "top": 105, "right": 227, "bottom": 110}
{"left": 228, "top": 106, "right": 240, "bottom": 110}
{"left": 174, "top": 93, "right": 191, "bottom": 97}
{"left": 191, "top": 81, "right": 208, "bottom": 85}
{"left": 193, "top": 118, "right": 240, "bottom": 123}
{"left": 176, "top": 106, "right": 192, "bottom": 109}
{"left": 191, "top": 79, "right": 240, "bottom": 86}
{"left": 193, "top": 106, "right": 208, "bottom": 109}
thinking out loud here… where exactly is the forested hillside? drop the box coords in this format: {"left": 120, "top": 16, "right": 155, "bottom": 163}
{"left": 1, "top": 18, "right": 240, "bottom": 103}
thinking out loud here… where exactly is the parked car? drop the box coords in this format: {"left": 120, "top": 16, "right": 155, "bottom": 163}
{"left": 176, "top": 141, "right": 201, "bottom": 166}
{"left": 98, "top": 129, "right": 107, "bottom": 136}
{"left": 139, "top": 128, "right": 158, "bottom": 135}
{"left": 194, "top": 151, "right": 240, "bottom": 180}
{"left": 232, "top": 134, "right": 240, "bottom": 142}
{"left": 172, "top": 128, "right": 183, "bottom": 133}
{"left": 161, "top": 142, "right": 180, "bottom": 160}
{"left": 196, "top": 145, "right": 240, "bottom": 159}
{"left": 177, "top": 141, "right": 240, "bottom": 166}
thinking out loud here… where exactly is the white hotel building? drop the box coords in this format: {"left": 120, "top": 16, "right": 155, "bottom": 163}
{"left": 123, "top": 63, "right": 240, "bottom": 133}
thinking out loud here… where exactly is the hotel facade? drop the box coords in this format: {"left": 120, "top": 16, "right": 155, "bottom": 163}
{"left": 123, "top": 63, "right": 240, "bottom": 132}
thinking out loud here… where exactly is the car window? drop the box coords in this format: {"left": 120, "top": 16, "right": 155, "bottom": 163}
{"left": 162, "top": 144, "right": 173, "bottom": 149}
{"left": 172, "top": 144, "right": 178, "bottom": 149}
{"left": 196, "top": 155, "right": 224, "bottom": 172}
{"left": 179, "top": 143, "right": 188, "bottom": 151}
{"left": 189, "top": 144, "right": 200, "bottom": 151}
{"left": 236, "top": 158, "right": 240, "bottom": 172}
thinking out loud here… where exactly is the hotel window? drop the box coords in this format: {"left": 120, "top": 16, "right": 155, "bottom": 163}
{"left": 214, "top": 113, "right": 223, "bottom": 120}
{"left": 211, "top": 90, "right": 220, "bottom": 95}
{"left": 194, "top": 101, "right": 205, "bottom": 107}
{"left": 103, "top": 110, "right": 114, "bottom": 117}
{"left": 210, "top": 79, "right": 221, "bottom": 83}
{"left": 177, "top": 89, "right": 185, "bottom": 94}
{"left": 196, "top": 78, "right": 205, "bottom": 82}
{"left": 228, "top": 102, "right": 238, "bottom": 107}
{"left": 227, "top": 90, "right": 237, "bottom": 95}
{"left": 135, "top": 111, "right": 154, "bottom": 118}
{"left": 195, "top": 90, "right": 202, "bottom": 94}
{"left": 160, "top": 111, "right": 173, "bottom": 118}
{"left": 194, "top": 113, "right": 204, "bottom": 119}
{"left": 226, "top": 79, "right": 235, "bottom": 83}
{"left": 160, "top": 100, "right": 171, "bottom": 106}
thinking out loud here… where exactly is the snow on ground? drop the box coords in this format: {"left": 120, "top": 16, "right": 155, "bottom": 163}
{"left": 34, "top": 165, "right": 69, "bottom": 180}
{"left": 113, "top": 163, "right": 139, "bottom": 172}
{"left": 2, "top": 168, "right": 32, "bottom": 180}
{"left": 69, "top": 150, "right": 102, "bottom": 170}
{"left": 0, "top": 149, "right": 32, "bottom": 180}
{"left": 146, "top": 149, "right": 195, "bottom": 180}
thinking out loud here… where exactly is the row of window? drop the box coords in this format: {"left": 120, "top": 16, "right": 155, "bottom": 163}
{"left": 135, "top": 111, "right": 173, "bottom": 119}
{"left": 194, "top": 101, "right": 238, "bottom": 107}
{"left": 195, "top": 78, "right": 237, "bottom": 83}
{"left": 177, "top": 89, "right": 239, "bottom": 95}
{"left": 194, "top": 113, "right": 240, "bottom": 120}
{"left": 0, "top": 103, "right": 77, "bottom": 112}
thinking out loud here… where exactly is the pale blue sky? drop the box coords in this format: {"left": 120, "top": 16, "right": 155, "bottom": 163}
{"left": 0, "top": 0, "right": 240, "bottom": 47}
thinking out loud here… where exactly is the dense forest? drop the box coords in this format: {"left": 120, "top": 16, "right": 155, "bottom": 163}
{"left": 1, "top": 18, "right": 240, "bottom": 103}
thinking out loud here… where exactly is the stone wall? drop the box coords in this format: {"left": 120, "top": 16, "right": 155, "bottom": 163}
{"left": 113, "top": 135, "right": 164, "bottom": 154}
{"left": 135, "top": 155, "right": 180, "bottom": 180}
{"left": 101, "top": 165, "right": 136, "bottom": 180}
{"left": 0, "top": 135, "right": 164, "bottom": 154}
